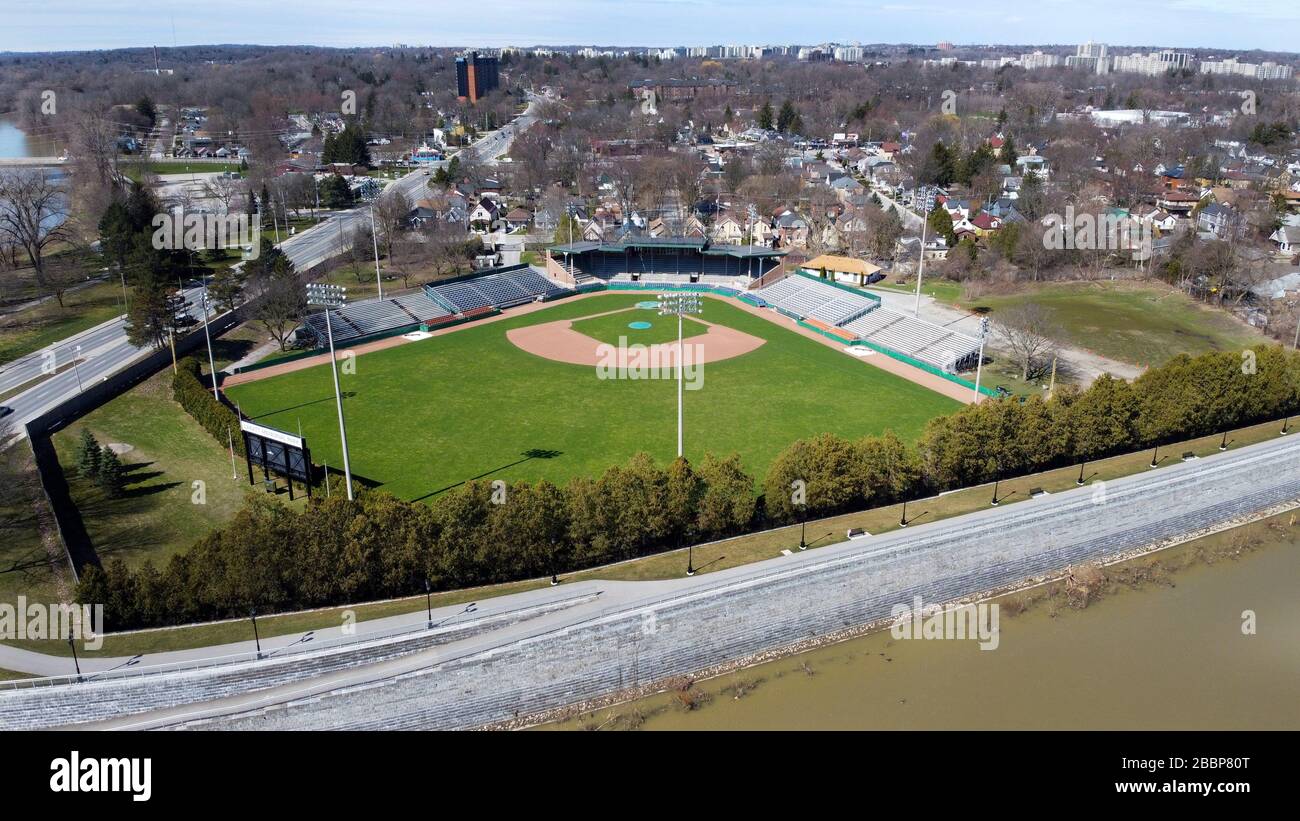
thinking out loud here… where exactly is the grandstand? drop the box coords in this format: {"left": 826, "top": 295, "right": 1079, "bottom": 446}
{"left": 425, "top": 265, "right": 569, "bottom": 313}
{"left": 301, "top": 266, "right": 568, "bottom": 347}
{"left": 841, "top": 308, "right": 981, "bottom": 373}
{"left": 754, "top": 271, "right": 980, "bottom": 373}
{"left": 302, "top": 291, "right": 450, "bottom": 346}
{"left": 752, "top": 273, "right": 880, "bottom": 326}
{"left": 549, "top": 236, "right": 786, "bottom": 287}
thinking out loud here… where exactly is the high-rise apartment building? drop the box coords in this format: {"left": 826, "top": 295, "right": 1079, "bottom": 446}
{"left": 456, "top": 51, "right": 500, "bottom": 104}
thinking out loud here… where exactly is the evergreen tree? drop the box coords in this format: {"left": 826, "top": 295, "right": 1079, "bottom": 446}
{"left": 1001, "top": 134, "right": 1019, "bottom": 166}
{"left": 927, "top": 206, "right": 956, "bottom": 247}
{"left": 776, "top": 100, "right": 798, "bottom": 133}
{"left": 98, "top": 447, "right": 126, "bottom": 497}
{"left": 76, "top": 429, "right": 103, "bottom": 479}
{"left": 757, "top": 100, "right": 774, "bottom": 131}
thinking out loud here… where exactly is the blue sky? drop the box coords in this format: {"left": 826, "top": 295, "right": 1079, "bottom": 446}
{"left": 4, "top": 0, "right": 1298, "bottom": 54}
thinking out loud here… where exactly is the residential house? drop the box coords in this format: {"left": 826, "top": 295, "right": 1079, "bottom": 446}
{"left": 969, "top": 211, "right": 1003, "bottom": 237}
{"left": 1197, "top": 202, "right": 1241, "bottom": 239}
{"left": 774, "top": 210, "right": 809, "bottom": 248}
{"left": 712, "top": 215, "right": 745, "bottom": 244}
{"left": 1156, "top": 190, "right": 1201, "bottom": 213}
{"left": 829, "top": 175, "right": 865, "bottom": 202}
{"left": 469, "top": 199, "right": 501, "bottom": 232}
{"left": 504, "top": 207, "right": 533, "bottom": 232}
{"left": 1269, "top": 225, "right": 1300, "bottom": 255}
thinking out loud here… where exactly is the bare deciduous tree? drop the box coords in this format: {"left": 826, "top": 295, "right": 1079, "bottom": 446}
{"left": 995, "top": 302, "right": 1059, "bottom": 380}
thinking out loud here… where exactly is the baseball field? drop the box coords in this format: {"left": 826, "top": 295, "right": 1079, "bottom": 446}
{"left": 225, "top": 292, "right": 961, "bottom": 500}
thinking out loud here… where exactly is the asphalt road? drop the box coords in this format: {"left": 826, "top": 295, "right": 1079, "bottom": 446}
{"left": 0, "top": 286, "right": 207, "bottom": 432}
{"left": 0, "top": 96, "right": 543, "bottom": 432}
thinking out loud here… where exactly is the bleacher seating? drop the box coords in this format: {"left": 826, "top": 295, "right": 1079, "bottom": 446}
{"left": 753, "top": 272, "right": 979, "bottom": 373}
{"left": 842, "top": 307, "right": 981, "bottom": 373}
{"left": 302, "top": 292, "right": 450, "bottom": 346}
{"left": 752, "top": 275, "right": 879, "bottom": 327}
{"left": 426, "top": 266, "right": 570, "bottom": 314}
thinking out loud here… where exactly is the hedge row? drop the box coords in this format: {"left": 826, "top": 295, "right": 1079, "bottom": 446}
{"left": 172, "top": 357, "right": 245, "bottom": 458}
{"left": 77, "top": 452, "right": 757, "bottom": 630}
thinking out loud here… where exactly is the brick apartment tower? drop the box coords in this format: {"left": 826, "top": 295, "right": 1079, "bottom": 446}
{"left": 456, "top": 51, "right": 500, "bottom": 104}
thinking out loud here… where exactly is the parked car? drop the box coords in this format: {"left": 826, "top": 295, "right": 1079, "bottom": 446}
{"left": 865, "top": 272, "right": 887, "bottom": 284}
{"left": 0, "top": 406, "right": 13, "bottom": 419}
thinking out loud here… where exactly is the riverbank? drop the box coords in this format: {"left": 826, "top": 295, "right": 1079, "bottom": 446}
{"left": 538, "top": 508, "right": 1300, "bottom": 731}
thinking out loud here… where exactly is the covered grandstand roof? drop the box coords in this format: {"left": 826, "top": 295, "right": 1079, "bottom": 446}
{"left": 550, "top": 235, "right": 786, "bottom": 258}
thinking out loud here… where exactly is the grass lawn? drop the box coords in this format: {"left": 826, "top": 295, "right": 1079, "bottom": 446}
{"left": 0, "top": 279, "right": 125, "bottom": 365}
{"left": 227, "top": 293, "right": 961, "bottom": 501}
{"left": 0, "top": 442, "right": 66, "bottom": 606}
{"left": 569, "top": 306, "right": 710, "bottom": 347}
{"left": 871, "top": 276, "right": 965, "bottom": 306}
{"left": 962, "top": 282, "right": 1264, "bottom": 368}
{"left": 52, "top": 369, "right": 286, "bottom": 571}
{"left": 120, "top": 161, "right": 243, "bottom": 181}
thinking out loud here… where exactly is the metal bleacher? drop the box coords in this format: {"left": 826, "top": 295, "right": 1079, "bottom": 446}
{"left": 425, "top": 266, "right": 570, "bottom": 314}
{"left": 753, "top": 272, "right": 979, "bottom": 373}
{"left": 752, "top": 274, "right": 879, "bottom": 327}
{"left": 841, "top": 307, "right": 981, "bottom": 373}
{"left": 302, "top": 291, "right": 450, "bottom": 346}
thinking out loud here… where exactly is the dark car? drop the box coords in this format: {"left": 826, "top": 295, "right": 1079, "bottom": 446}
{"left": 865, "top": 272, "right": 887, "bottom": 285}
{"left": 0, "top": 406, "right": 13, "bottom": 419}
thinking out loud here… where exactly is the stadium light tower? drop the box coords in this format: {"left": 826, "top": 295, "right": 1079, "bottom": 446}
{"left": 658, "top": 292, "right": 703, "bottom": 459}
{"left": 913, "top": 187, "right": 935, "bottom": 317}
{"left": 972, "top": 316, "right": 990, "bottom": 404}
{"left": 306, "top": 282, "right": 354, "bottom": 500}
{"left": 369, "top": 202, "right": 384, "bottom": 300}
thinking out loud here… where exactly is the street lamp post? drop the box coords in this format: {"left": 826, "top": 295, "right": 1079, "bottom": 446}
{"left": 424, "top": 578, "right": 433, "bottom": 629}
{"left": 657, "top": 292, "right": 702, "bottom": 459}
{"left": 68, "top": 340, "right": 83, "bottom": 389}
{"left": 67, "top": 635, "right": 82, "bottom": 682}
{"left": 307, "top": 283, "right": 353, "bottom": 500}
{"left": 249, "top": 607, "right": 262, "bottom": 659}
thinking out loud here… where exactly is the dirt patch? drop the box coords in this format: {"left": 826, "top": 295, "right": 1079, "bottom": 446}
{"left": 507, "top": 312, "right": 765, "bottom": 367}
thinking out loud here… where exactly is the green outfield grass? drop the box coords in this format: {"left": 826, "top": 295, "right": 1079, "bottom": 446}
{"left": 569, "top": 305, "right": 710, "bottom": 347}
{"left": 226, "top": 293, "right": 961, "bottom": 500}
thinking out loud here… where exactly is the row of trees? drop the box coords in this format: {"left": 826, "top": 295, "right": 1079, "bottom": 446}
{"left": 77, "top": 452, "right": 756, "bottom": 630}
{"left": 80, "top": 343, "right": 1300, "bottom": 630}
{"left": 172, "top": 358, "right": 244, "bottom": 458}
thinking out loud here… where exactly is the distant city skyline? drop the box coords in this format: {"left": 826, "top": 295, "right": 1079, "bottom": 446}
{"left": 3, "top": 0, "right": 1299, "bottom": 54}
